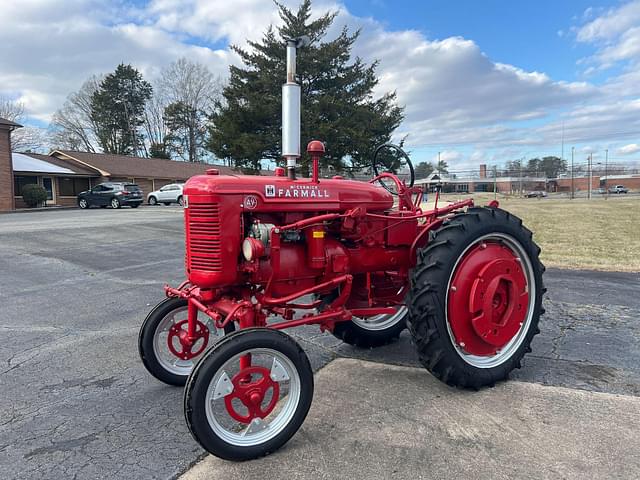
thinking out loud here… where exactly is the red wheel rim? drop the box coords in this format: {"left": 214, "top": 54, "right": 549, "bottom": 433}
{"left": 447, "top": 236, "right": 531, "bottom": 359}
{"left": 224, "top": 366, "right": 280, "bottom": 423}
{"left": 167, "top": 319, "right": 209, "bottom": 360}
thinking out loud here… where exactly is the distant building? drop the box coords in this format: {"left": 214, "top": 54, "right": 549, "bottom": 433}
{"left": 415, "top": 167, "right": 547, "bottom": 194}
{"left": 0, "top": 119, "right": 238, "bottom": 211}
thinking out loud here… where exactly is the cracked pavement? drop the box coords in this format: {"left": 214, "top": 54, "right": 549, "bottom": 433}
{"left": 1, "top": 208, "right": 638, "bottom": 479}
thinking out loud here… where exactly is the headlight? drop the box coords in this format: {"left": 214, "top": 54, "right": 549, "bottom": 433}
{"left": 242, "top": 237, "right": 264, "bottom": 261}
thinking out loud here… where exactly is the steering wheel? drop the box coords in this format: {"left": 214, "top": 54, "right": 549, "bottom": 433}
{"left": 371, "top": 143, "right": 415, "bottom": 195}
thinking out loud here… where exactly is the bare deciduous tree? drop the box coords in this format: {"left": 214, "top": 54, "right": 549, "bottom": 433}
{"left": 157, "top": 58, "right": 222, "bottom": 162}
{"left": 0, "top": 96, "right": 48, "bottom": 152}
{"left": 144, "top": 84, "right": 170, "bottom": 158}
{"left": 49, "top": 75, "right": 102, "bottom": 152}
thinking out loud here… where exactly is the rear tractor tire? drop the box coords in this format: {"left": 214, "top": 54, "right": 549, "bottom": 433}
{"left": 332, "top": 305, "right": 407, "bottom": 348}
{"left": 138, "top": 297, "right": 234, "bottom": 386}
{"left": 407, "top": 206, "right": 545, "bottom": 389}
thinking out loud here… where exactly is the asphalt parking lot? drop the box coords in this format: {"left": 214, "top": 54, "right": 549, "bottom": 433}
{"left": 1, "top": 207, "right": 639, "bottom": 479}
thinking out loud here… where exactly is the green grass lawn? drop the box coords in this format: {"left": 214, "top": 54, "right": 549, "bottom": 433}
{"left": 423, "top": 193, "right": 640, "bottom": 272}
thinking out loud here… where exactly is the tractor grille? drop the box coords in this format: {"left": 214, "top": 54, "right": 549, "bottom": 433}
{"left": 187, "top": 204, "right": 222, "bottom": 272}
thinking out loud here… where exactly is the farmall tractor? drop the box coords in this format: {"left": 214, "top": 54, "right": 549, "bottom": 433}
{"left": 138, "top": 37, "right": 544, "bottom": 461}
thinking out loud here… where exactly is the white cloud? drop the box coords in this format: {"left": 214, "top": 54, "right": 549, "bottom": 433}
{"left": 577, "top": 1, "right": 640, "bottom": 42}
{"left": 617, "top": 143, "right": 640, "bottom": 155}
{"left": 576, "top": 0, "right": 640, "bottom": 68}
{"left": 0, "top": 0, "right": 235, "bottom": 121}
{"left": 334, "top": 11, "right": 595, "bottom": 150}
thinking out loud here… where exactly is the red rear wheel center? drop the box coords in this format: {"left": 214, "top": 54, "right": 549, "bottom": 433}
{"left": 448, "top": 241, "right": 530, "bottom": 356}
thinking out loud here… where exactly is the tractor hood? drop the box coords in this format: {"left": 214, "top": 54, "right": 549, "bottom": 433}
{"left": 184, "top": 172, "right": 394, "bottom": 213}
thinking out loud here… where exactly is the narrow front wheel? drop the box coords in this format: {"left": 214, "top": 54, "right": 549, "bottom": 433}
{"left": 138, "top": 298, "right": 233, "bottom": 386}
{"left": 184, "top": 328, "right": 314, "bottom": 461}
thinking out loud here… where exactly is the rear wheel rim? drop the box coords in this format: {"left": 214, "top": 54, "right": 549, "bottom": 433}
{"left": 152, "top": 306, "right": 225, "bottom": 376}
{"left": 204, "top": 348, "right": 301, "bottom": 447}
{"left": 445, "top": 233, "right": 535, "bottom": 368}
{"left": 352, "top": 306, "right": 407, "bottom": 331}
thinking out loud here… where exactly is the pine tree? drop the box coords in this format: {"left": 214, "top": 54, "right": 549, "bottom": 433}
{"left": 208, "top": 0, "right": 404, "bottom": 174}
{"left": 90, "top": 64, "right": 152, "bottom": 156}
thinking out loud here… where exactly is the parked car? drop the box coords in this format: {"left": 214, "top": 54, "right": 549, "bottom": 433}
{"left": 147, "top": 183, "right": 185, "bottom": 206}
{"left": 525, "top": 190, "right": 547, "bottom": 198}
{"left": 77, "top": 182, "right": 143, "bottom": 209}
{"left": 608, "top": 184, "right": 629, "bottom": 194}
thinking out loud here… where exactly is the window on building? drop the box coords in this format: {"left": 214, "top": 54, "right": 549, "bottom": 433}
{"left": 58, "top": 177, "right": 90, "bottom": 196}
{"left": 14, "top": 176, "right": 38, "bottom": 196}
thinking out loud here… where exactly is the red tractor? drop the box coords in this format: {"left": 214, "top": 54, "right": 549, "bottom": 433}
{"left": 138, "top": 38, "right": 544, "bottom": 461}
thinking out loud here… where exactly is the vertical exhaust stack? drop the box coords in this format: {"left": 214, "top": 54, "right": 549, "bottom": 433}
{"left": 282, "top": 36, "right": 309, "bottom": 179}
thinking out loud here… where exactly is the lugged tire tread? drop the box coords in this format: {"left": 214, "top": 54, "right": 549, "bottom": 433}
{"left": 407, "top": 206, "right": 545, "bottom": 390}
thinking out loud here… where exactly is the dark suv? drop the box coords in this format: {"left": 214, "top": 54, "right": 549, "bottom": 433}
{"left": 77, "top": 183, "right": 143, "bottom": 209}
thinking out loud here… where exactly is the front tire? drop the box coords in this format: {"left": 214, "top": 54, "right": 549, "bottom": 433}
{"left": 78, "top": 198, "right": 89, "bottom": 209}
{"left": 407, "top": 206, "right": 544, "bottom": 389}
{"left": 184, "top": 329, "right": 314, "bottom": 461}
{"left": 148, "top": 196, "right": 158, "bottom": 205}
{"left": 138, "top": 298, "right": 234, "bottom": 386}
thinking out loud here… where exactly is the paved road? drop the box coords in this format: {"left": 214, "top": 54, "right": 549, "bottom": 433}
{"left": 1, "top": 208, "right": 638, "bottom": 479}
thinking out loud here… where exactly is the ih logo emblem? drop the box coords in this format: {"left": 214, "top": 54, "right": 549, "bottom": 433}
{"left": 244, "top": 195, "right": 258, "bottom": 209}
{"left": 265, "top": 185, "right": 276, "bottom": 197}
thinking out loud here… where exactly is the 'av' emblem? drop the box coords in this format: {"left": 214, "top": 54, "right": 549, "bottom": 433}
{"left": 244, "top": 195, "right": 258, "bottom": 209}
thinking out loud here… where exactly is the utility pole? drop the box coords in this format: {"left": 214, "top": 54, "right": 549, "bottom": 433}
{"left": 561, "top": 121, "right": 564, "bottom": 166}
{"left": 493, "top": 165, "right": 498, "bottom": 200}
{"left": 571, "top": 146, "right": 574, "bottom": 200}
{"left": 605, "top": 149, "right": 609, "bottom": 200}
{"left": 588, "top": 153, "right": 593, "bottom": 200}
{"left": 519, "top": 157, "right": 524, "bottom": 196}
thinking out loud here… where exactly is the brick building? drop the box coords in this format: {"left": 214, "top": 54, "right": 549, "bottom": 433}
{"left": 0, "top": 122, "right": 237, "bottom": 211}
{"left": 0, "top": 117, "right": 21, "bottom": 211}
{"left": 552, "top": 174, "right": 640, "bottom": 193}
{"left": 416, "top": 167, "right": 547, "bottom": 194}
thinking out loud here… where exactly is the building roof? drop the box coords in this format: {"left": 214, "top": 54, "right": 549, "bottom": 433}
{"left": 51, "top": 150, "right": 237, "bottom": 179}
{"left": 0, "top": 117, "right": 22, "bottom": 129}
{"left": 19, "top": 152, "right": 98, "bottom": 175}
{"left": 12, "top": 152, "right": 77, "bottom": 175}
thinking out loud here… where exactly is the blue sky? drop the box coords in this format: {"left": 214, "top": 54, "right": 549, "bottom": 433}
{"left": 346, "top": 0, "right": 605, "bottom": 80}
{"left": 1, "top": 0, "right": 639, "bottom": 171}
